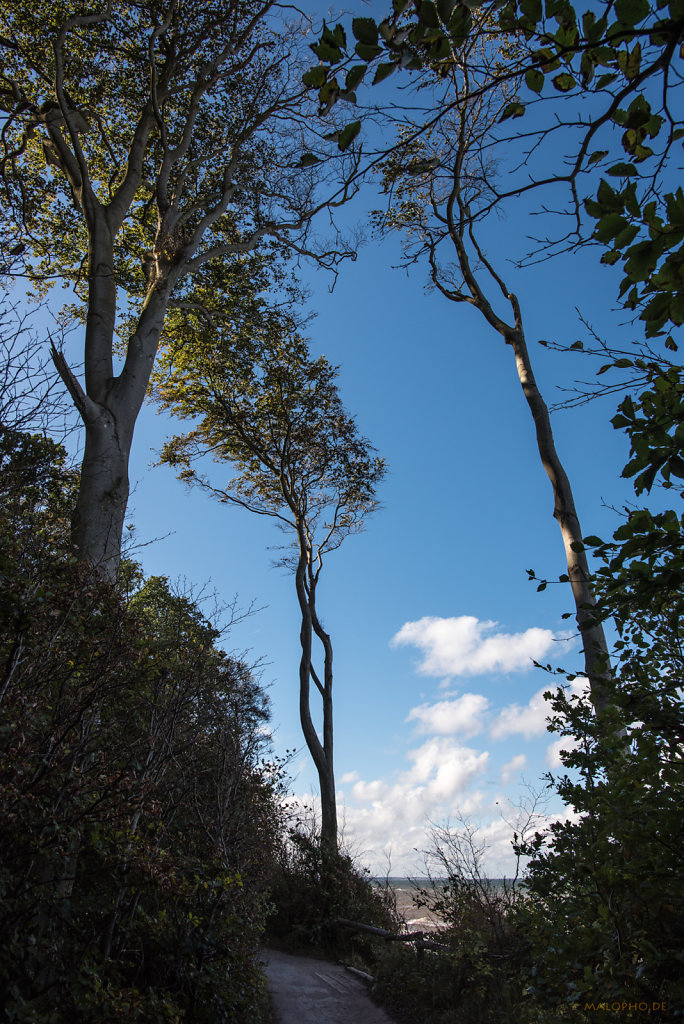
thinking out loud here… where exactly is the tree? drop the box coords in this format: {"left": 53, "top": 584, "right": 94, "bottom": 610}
{"left": 0, "top": 0, "right": 359, "bottom": 577}
{"left": 0, "top": 298, "right": 74, "bottom": 440}
{"left": 0, "top": 432, "right": 281, "bottom": 1019}
{"left": 155, "top": 317, "right": 385, "bottom": 851}
{"left": 302, "top": 0, "right": 682, "bottom": 704}
{"left": 516, "top": 404, "right": 684, "bottom": 1017}
{"left": 306, "top": 0, "right": 683, "bottom": 335}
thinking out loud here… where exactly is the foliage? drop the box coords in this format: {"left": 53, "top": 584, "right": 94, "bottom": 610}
{"left": 516, "top": 364, "right": 684, "bottom": 1019}
{"left": 155, "top": 311, "right": 386, "bottom": 850}
{"left": 371, "top": 819, "right": 536, "bottom": 1024}
{"left": 519, "top": 670, "right": 683, "bottom": 1018}
{"left": 0, "top": 430, "right": 279, "bottom": 1022}
{"left": 0, "top": 0, "right": 359, "bottom": 572}
{"left": 304, "top": 0, "right": 683, "bottom": 340}
{"left": 265, "top": 819, "right": 400, "bottom": 959}
{"left": 155, "top": 317, "right": 385, "bottom": 542}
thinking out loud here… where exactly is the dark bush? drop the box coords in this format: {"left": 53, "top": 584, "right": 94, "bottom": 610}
{"left": 265, "top": 823, "right": 399, "bottom": 958}
{"left": 0, "top": 430, "right": 278, "bottom": 1022}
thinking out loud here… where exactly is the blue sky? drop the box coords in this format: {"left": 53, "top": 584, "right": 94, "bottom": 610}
{"left": 19, "top": 0, "right": 659, "bottom": 876}
{"left": 118, "top": 178, "right": 639, "bottom": 875}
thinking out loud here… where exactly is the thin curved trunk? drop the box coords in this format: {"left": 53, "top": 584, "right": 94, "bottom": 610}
{"left": 441, "top": 159, "right": 612, "bottom": 710}
{"left": 504, "top": 304, "right": 611, "bottom": 710}
{"left": 293, "top": 534, "right": 337, "bottom": 850}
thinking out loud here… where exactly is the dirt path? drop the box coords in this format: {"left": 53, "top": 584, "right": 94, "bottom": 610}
{"left": 260, "top": 948, "right": 398, "bottom": 1024}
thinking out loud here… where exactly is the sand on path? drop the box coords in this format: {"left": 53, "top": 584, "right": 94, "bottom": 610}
{"left": 260, "top": 948, "right": 398, "bottom": 1024}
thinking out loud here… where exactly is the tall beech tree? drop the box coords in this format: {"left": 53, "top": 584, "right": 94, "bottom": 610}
{"left": 303, "top": 0, "right": 683, "bottom": 705}
{"left": 155, "top": 320, "right": 385, "bottom": 850}
{"left": 0, "top": 0, "right": 358, "bottom": 576}
{"left": 371, "top": 41, "right": 614, "bottom": 706}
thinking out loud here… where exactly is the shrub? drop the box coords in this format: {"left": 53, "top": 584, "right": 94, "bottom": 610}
{"left": 0, "top": 430, "right": 278, "bottom": 1022}
{"left": 265, "top": 820, "right": 399, "bottom": 958}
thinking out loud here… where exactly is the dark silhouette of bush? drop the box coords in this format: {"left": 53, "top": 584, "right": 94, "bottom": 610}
{"left": 0, "top": 429, "right": 278, "bottom": 1022}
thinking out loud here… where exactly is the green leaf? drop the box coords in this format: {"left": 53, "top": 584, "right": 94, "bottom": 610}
{"left": 345, "top": 65, "right": 367, "bottom": 91}
{"left": 615, "top": 0, "right": 649, "bottom": 24}
{"left": 597, "top": 178, "right": 623, "bottom": 211}
{"left": 418, "top": 1, "right": 441, "bottom": 27}
{"left": 570, "top": 541, "right": 585, "bottom": 552}
{"left": 607, "top": 162, "right": 638, "bottom": 176}
{"left": 525, "top": 68, "right": 544, "bottom": 93}
{"left": 355, "top": 42, "right": 383, "bottom": 60}
{"left": 337, "top": 120, "right": 361, "bottom": 151}
{"left": 595, "top": 212, "right": 628, "bottom": 242}
{"left": 311, "top": 41, "right": 342, "bottom": 63}
{"left": 520, "top": 0, "right": 543, "bottom": 21}
{"left": 322, "top": 22, "right": 347, "bottom": 49}
{"left": 373, "top": 62, "right": 397, "bottom": 84}
{"left": 552, "top": 73, "right": 576, "bottom": 91}
{"left": 582, "top": 535, "right": 603, "bottom": 546}
{"left": 449, "top": 4, "right": 472, "bottom": 43}
{"left": 352, "top": 18, "right": 378, "bottom": 45}
{"left": 668, "top": 455, "right": 684, "bottom": 477}
{"left": 318, "top": 79, "right": 340, "bottom": 111}
{"left": 614, "top": 224, "right": 639, "bottom": 248}
{"left": 302, "top": 67, "right": 327, "bottom": 89}
{"left": 298, "top": 153, "right": 321, "bottom": 168}
{"left": 587, "top": 150, "right": 608, "bottom": 167}
{"left": 500, "top": 101, "right": 526, "bottom": 120}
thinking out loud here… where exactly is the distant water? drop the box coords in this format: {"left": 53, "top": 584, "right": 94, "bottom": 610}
{"left": 371, "top": 877, "right": 516, "bottom": 933}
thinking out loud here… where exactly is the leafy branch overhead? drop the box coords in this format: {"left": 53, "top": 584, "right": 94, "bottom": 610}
{"left": 303, "top": 0, "right": 684, "bottom": 338}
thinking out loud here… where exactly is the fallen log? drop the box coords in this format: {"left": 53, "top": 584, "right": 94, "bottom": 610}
{"left": 334, "top": 917, "right": 450, "bottom": 953}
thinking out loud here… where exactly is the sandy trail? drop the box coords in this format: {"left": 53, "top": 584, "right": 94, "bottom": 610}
{"left": 260, "top": 948, "right": 398, "bottom": 1024}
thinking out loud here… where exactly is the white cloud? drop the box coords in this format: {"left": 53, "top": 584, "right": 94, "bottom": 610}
{"left": 500, "top": 753, "right": 527, "bottom": 784}
{"left": 546, "top": 736, "right": 579, "bottom": 768}
{"left": 391, "top": 615, "right": 557, "bottom": 679}
{"left": 404, "top": 738, "right": 490, "bottom": 799}
{"left": 333, "top": 737, "right": 491, "bottom": 874}
{"left": 406, "top": 694, "right": 490, "bottom": 737}
{"left": 352, "top": 778, "right": 388, "bottom": 801}
{"left": 490, "top": 686, "right": 552, "bottom": 740}
{"left": 489, "top": 677, "right": 588, "bottom": 742}
{"left": 340, "top": 770, "right": 359, "bottom": 784}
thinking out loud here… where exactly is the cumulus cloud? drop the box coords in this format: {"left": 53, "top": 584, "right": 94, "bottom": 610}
{"left": 489, "top": 678, "right": 588, "bottom": 741}
{"left": 332, "top": 737, "right": 491, "bottom": 874}
{"left": 489, "top": 686, "right": 552, "bottom": 740}
{"left": 406, "top": 694, "right": 490, "bottom": 737}
{"left": 404, "top": 738, "right": 490, "bottom": 799}
{"left": 500, "top": 753, "right": 528, "bottom": 784}
{"left": 391, "top": 615, "right": 557, "bottom": 679}
{"left": 546, "top": 736, "right": 579, "bottom": 768}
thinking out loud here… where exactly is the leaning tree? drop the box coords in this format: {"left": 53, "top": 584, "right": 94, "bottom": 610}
{"left": 0, "top": 0, "right": 359, "bottom": 576}
{"left": 155, "top": 315, "right": 385, "bottom": 850}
